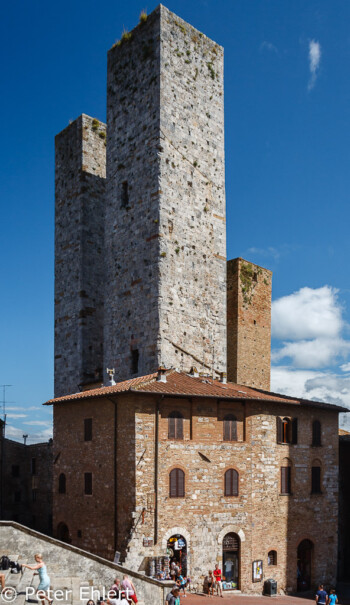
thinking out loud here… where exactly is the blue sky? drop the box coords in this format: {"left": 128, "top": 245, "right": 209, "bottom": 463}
{"left": 1, "top": 0, "right": 350, "bottom": 442}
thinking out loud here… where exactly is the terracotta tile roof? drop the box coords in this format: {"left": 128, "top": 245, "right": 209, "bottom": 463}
{"left": 44, "top": 370, "right": 349, "bottom": 412}
{"left": 339, "top": 428, "right": 350, "bottom": 436}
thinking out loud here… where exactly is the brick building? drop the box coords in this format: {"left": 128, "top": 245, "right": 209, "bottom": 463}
{"left": 0, "top": 420, "right": 53, "bottom": 535}
{"left": 46, "top": 370, "right": 345, "bottom": 594}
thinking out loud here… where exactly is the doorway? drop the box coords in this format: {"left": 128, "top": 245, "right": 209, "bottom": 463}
{"left": 167, "top": 534, "right": 187, "bottom": 576}
{"left": 57, "top": 522, "right": 70, "bottom": 543}
{"left": 297, "top": 539, "right": 313, "bottom": 591}
{"left": 222, "top": 532, "right": 240, "bottom": 590}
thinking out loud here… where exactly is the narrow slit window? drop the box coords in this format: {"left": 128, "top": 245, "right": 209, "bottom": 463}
{"left": 121, "top": 181, "right": 129, "bottom": 207}
{"left": 131, "top": 349, "right": 139, "bottom": 374}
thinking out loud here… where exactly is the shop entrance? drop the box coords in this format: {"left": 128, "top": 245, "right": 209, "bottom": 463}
{"left": 222, "top": 532, "right": 240, "bottom": 590}
{"left": 297, "top": 539, "right": 313, "bottom": 591}
{"left": 167, "top": 534, "right": 187, "bottom": 576}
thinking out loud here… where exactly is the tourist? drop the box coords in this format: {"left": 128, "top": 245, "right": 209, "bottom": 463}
{"left": 0, "top": 573, "right": 9, "bottom": 594}
{"left": 121, "top": 574, "right": 138, "bottom": 603}
{"left": 109, "top": 578, "right": 121, "bottom": 598}
{"left": 22, "top": 554, "right": 52, "bottom": 605}
{"left": 213, "top": 563, "right": 223, "bottom": 598}
{"left": 315, "top": 584, "right": 328, "bottom": 605}
{"left": 165, "top": 586, "right": 180, "bottom": 605}
{"left": 328, "top": 589, "right": 338, "bottom": 605}
{"left": 207, "top": 570, "right": 214, "bottom": 597}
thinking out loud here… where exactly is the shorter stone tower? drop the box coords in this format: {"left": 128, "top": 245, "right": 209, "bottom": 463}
{"left": 55, "top": 115, "right": 106, "bottom": 397}
{"left": 227, "top": 258, "right": 272, "bottom": 390}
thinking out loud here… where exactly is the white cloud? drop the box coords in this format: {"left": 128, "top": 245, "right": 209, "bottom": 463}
{"left": 272, "top": 337, "right": 350, "bottom": 368}
{"left": 308, "top": 40, "right": 321, "bottom": 90}
{"left": 272, "top": 286, "right": 342, "bottom": 340}
{"left": 271, "top": 366, "right": 350, "bottom": 430}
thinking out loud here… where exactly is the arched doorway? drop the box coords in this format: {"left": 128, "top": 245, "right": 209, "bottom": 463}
{"left": 57, "top": 522, "right": 70, "bottom": 544}
{"left": 222, "top": 532, "right": 240, "bottom": 590}
{"left": 297, "top": 539, "right": 313, "bottom": 591}
{"left": 167, "top": 534, "right": 187, "bottom": 576}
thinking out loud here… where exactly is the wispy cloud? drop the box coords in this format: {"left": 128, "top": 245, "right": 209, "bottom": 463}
{"left": 23, "top": 420, "right": 51, "bottom": 427}
{"left": 308, "top": 39, "right": 321, "bottom": 90}
{"left": 260, "top": 41, "right": 278, "bottom": 54}
{"left": 6, "top": 414, "right": 27, "bottom": 419}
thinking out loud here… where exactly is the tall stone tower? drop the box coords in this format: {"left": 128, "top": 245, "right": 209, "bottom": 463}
{"left": 104, "top": 5, "right": 226, "bottom": 381}
{"left": 54, "top": 115, "right": 106, "bottom": 397}
{"left": 227, "top": 258, "right": 272, "bottom": 390}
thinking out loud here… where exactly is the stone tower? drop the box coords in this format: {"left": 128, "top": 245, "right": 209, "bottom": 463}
{"left": 227, "top": 258, "right": 272, "bottom": 390}
{"left": 104, "top": 5, "right": 226, "bottom": 381}
{"left": 54, "top": 115, "right": 106, "bottom": 397}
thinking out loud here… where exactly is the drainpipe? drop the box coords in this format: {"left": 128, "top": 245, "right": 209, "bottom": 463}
{"left": 154, "top": 397, "right": 161, "bottom": 545}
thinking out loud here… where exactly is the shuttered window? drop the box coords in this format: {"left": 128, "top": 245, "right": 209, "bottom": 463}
{"left": 224, "top": 469, "right": 239, "bottom": 496}
{"left": 169, "top": 469, "right": 185, "bottom": 498}
{"left": 312, "top": 420, "right": 322, "bottom": 447}
{"left": 311, "top": 466, "right": 321, "bottom": 493}
{"left": 223, "top": 414, "right": 237, "bottom": 441}
{"left": 168, "top": 412, "right": 184, "bottom": 440}
{"left": 280, "top": 466, "right": 291, "bottom": 494}
{"left": 84, "top": 472, "right": 92, "bottom": 495}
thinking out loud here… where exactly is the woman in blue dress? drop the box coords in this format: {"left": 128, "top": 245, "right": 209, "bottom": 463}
{"left": 22, "top": 553, "right": 53, "bottom": 605}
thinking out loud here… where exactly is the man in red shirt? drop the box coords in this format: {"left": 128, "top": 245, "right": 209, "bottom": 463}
{"left": 213, "top": 564, "right": 223, "bottom": 597}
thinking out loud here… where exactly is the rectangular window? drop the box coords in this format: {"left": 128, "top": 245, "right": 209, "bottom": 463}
{"left": 84, "top": 472, "right": 92, "bottom": 495}
{"left": 12, "top": 465, "right": 20, "bottom": 477}
{"left": 121, "top": 181, "right": 129, "bottom": 207}
{"left": 32, "top": 489, "right": 37, "bottom": 502}
{"left": 280, "top": 467, "right": 291, "bottom": 494}
{"left": 31, "top": 458, "right": 37, "bottom": 475}
{"left": 131, "top": 349, "right": 139, "bottom": 374}
{"left": 311, "top": 466, "right": 321, "bottom": 494}
{"left": 84, "top": 418, "right": 92, "bottom": 441}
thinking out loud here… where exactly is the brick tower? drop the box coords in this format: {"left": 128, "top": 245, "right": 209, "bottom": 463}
{"left": 54, "top": 115, "right": 106, "bottom": 397}
{"left": 227, "top": 258, "right": 272, "bottom": 390}
{"left": 104, "top": 6, "right": 226, "bottom": 381}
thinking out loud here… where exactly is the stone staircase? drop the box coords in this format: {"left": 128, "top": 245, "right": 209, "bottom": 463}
{"left": 2, "top": 555, "right": 142, "bottom": 605}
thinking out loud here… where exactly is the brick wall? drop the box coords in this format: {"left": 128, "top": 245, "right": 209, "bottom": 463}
{"left": 52, "top": 391, "right": 339, "bottom": 594}
{"left": 227, "top": 258, "right": 272, "bottom": 390}
{"left": 0, "top": 437, "right": 52, "bottom": 535}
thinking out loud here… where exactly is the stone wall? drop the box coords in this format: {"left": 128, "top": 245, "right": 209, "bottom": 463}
{"left": 104, "top": 6, "right": 226, "bottom": 383}
{"left": 227, "top": 258, "right": 272, "bottom": 390}
{"left": 0, "top": 522, "right": 171, "bottom": 605}
{"left": 52, "top": 391, "right": 339, "bottom": 594}
{"left": 55, "top": 114, "right": 106, "bottom": 397}
{"left": 0, "top": 438, "right": 52, "bottom": 535}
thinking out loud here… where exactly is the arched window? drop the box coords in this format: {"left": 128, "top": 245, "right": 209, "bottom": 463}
{"left": 168, "top": 412, "right": 184, "bottom": 440}
{"left": 223, "top": 414, "right": 237, "bottom": 441}
{"left": 280, "top": 459, "right": 291, "bottom": 494}
{"left": 58, "top": 473, "right": 66, "bottom": 494}
{"left": 224, "top": 469, "right": 239, "bottom": 496}
{"left": 277, "top": 416, "right": 298, "bottom": 444}
{"left": 169, "top": 468, "right": 185, "bottom": 498}
{"left": 268, "top": 550, "right": 277, "bottom": 565}
{"left": 311, "top": 461, "right": 322, "bottom": 494}
{"left": 312, "top": 420, "right": 321, "bottom": 447}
